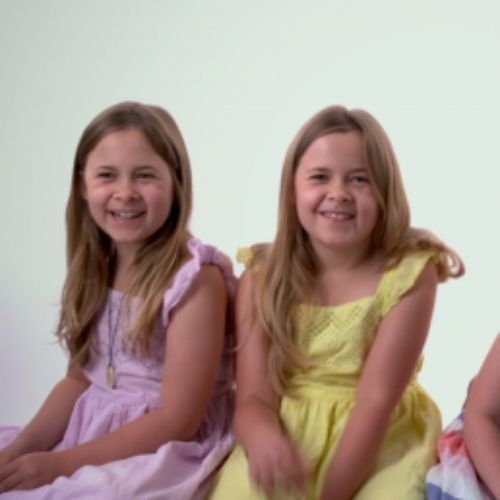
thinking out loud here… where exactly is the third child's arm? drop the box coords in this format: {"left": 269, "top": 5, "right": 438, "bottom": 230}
{"left": 464, "top": 334, "right": 500, "bottom": 498}
{"left": 233, "top": 270, "right": 307, "bottom": 494}
{"left": 320, "top": 262, "right": 438, "bottom": 500}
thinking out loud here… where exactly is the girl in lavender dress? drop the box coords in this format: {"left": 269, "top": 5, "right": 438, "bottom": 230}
{"left": 0, "top": 102, "right": 235, "bottom": 499}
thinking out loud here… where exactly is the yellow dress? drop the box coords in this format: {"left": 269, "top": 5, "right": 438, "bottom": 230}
{"left": 209, "top": 250, "right": 441, "bottom": 500}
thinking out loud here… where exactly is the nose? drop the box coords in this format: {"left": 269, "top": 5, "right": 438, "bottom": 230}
{"left": 114, "top": 178, "right": 139, "bottom": 201}
{"left": 327, "top": 180, "right": 351, "bottom": 202}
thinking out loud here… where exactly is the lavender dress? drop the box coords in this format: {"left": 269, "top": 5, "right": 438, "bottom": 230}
{"left": 0, "top": 238, "right": 235, "bottom": 499}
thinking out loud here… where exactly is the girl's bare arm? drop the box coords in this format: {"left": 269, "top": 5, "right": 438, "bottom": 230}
{"left": 233, "top": 271, "right": 307, "bottom": 494}
{"left": 0, "top": 363, "right": 90, "bottom": 464}
{"left": 464, "top": 334, "right": 500, "bottom": 498}
{"left": 0, "top": 265, "right": 227, "bottom": 491}
{"left": 320, "top": 262, "right": 438, "bottom": 500}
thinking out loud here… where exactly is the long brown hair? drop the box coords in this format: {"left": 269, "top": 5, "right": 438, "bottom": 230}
{"left": 250, "top": 105, "right": 464, "bottom": 393}
{"left": 56, "top": 101, "right": 192, "bottom": 365}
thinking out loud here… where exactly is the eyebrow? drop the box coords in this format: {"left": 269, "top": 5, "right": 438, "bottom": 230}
{"left": 92, "top": 163, "right": 160, "bottom": 170}
{"left": 134, "top": 165, "right": 159, "bottom": 170}
{"left": 306, "top": 165, "right": 368, "bottom": 172}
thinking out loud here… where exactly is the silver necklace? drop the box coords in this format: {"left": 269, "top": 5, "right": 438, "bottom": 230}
{"left": 106, "top": 295, "right": 125, "bottom": 389}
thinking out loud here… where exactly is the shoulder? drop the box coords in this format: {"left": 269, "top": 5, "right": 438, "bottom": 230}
{"left": 378, "top": 250, "right": 438, "bottom": 316}
{"left": 236, "top": 267, "right": 255, "bottom": 298}
{"left": 161, "top": 238, "right": 234, "bottom": 324}
{"left": 187, "top": 238, "right": 234, "bottom": 273}
{"left": 174, "top": 237, "right": 235, "bottom": 292}
{"left": 408, "top": 258, "right": 438, "bottom": 299}
{"left": 385, "top": 249, "right": 438, "bottom": 282}
{"left": 168, "top": 265, "right": 228, "bottom": 322}
{"left": 398, "top": 227, "right": 465, "bottom": 280}
{"left": 190, "top": 264, "right": 227, "bottom": 296}
{"left": 235, "top": 242, "right": 272, "bottom": 295}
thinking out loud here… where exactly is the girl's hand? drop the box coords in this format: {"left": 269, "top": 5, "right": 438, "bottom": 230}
{"left": 232, "top": 271, "right": 308, "bottom": 496}
{"left": 246, "top": 427, "right": 308, "bottom": 496}
{"left": 0, "top": 451, "right": 62, "bottom": 492}
{"left": 0, "top": 448, "right": 15, "bottom": 468}
{"left": 0, "top": 442, "right": 23, "bottom": 468}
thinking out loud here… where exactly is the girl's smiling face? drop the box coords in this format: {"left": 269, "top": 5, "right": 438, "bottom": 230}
{"left": 294, "top": 131, "right": 380, "bottom": 262}
{"left": 82, "top": 127, "right": 174, "bottom": 261}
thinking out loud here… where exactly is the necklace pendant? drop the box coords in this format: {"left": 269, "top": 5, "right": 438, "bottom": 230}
{"left": 106, "top": 364, "right": 115, "bottom": 389}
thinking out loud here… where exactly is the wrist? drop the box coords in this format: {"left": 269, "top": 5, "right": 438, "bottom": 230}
{"left": 13, "top": 424, "right": 56, "bottom": 455}
{"left": 56, "top": 448, "right": 84, "bottom": 477}
{"left": 241, "top": 421, "right": 284, "bottom": 450}
{"left": 3, "top": 435, "right": 34, "bottom": 461}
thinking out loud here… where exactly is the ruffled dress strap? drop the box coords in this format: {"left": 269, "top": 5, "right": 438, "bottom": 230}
{"left": 236, "top": 247, "right": 253, "bottom": 268}
{"left": 162, "top": 238, "right": 236, "bottom": 325}
{"left": 236, "top": 244, "right": 269, "bottom": 272}
{"left": 377, "top": 249, "right": 436, "bottom": 317}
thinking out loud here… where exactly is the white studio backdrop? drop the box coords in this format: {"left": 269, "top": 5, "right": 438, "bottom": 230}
{"left": 1, "top": 0, "right": 499, "bottom": 425}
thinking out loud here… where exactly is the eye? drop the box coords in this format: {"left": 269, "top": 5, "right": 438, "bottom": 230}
{"left": 350, "top": 174, "right": 369, "bottom": 184}
{"left": 309, "top": 172, "right": 328, "bottom": 182}
{"left": 96, "top": 170, "right": 114, "bottom": 179}
{"left": 136, "top": 170, "right": 156, "bottom": 180}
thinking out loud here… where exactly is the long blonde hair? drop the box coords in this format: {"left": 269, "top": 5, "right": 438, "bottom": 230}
{"left": 250, "top": 105, "right": 464, "bottom": 393}
{"left": 56, "top": 101, "right": 192, "bottom": 365}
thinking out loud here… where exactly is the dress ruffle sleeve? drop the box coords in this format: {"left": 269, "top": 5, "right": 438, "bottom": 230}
{"left": 162, "top": 238, "right": 236, "bottom": 326}
{"left": 236, "top": 247, "right": 253, "bottom": 268}
{"left": 378, "top": 250, "right": 436, "bottom": 318}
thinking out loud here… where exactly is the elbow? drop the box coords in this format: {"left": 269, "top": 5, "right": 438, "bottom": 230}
{"left": 174, "top": 427, "right": 198, "bottom": 442}
{"left": 171, "top": 415, "right": 204, "bottom": 442}
{"left": 154, "top": 409, "right": 204, "bottom": 443}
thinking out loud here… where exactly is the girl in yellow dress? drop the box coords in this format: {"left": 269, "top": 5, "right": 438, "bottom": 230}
{"left": 209, "top": 105, "right": 464, "bottom": 500}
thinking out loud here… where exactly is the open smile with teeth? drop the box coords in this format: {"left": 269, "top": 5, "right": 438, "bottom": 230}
{"left": 110, "top": 210, "right": 145, "bottom": 220}
{"left": 320, "top": 211, "right": 355, "bottom": 221}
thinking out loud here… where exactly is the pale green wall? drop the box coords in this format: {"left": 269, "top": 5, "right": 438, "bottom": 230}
{"left": 1, "top": 0, "right": 499, "bottom": 424}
